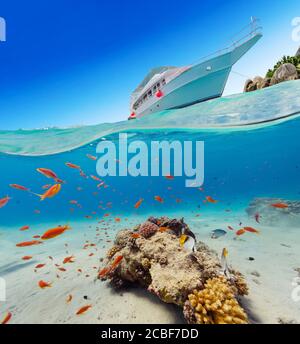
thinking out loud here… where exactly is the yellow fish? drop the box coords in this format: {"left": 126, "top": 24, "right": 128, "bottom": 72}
{"left": 179, "top": 234, "right": 188, "bottom": 247}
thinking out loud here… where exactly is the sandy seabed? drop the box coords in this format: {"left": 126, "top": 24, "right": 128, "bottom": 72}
{"left": 0, "top": 212, "right": 300, "bottom": 324}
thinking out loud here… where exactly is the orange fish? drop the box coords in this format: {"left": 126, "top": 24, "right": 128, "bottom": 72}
{"left": 76, "top": 305, "right": 92, "bottom": 315}
{"left": 35, "top": 264, "right": 46, "bottom": 269}
{"left": 154, "top": 196, "right": 164, "bottom": 203}
{"left": 244, "top": 226, "right": 260, "bottom": 234}
{"left": 90, "top": 175, "right": 101, "bottom": 181}
{"left": 0, "top": 196, "right": 10, "bottom": 208}
{"left": 165, "top": 175, "right": 174, "bottom": 180}
{"left": 98, "top": 267, "right": 111, "bottom": 278}
{"left": 19, "top": 225, "right": 30, "bottom": 231}
{"left": 22, "top": 256, "right": 33, "bottom": 261}
{"left": 134, "top": 198, "right": 143, "bottom": 209}
{"left": 271, "top": 203, "right": 288, "bottom": 209}
{"left": 65, "top": 162, "right": 81, "bottom": 170}
{"left": 103, "top": 213, "right": 110, "bottom": 217}
{"left": 77, "top": 268, "right": 82, "bottom": 273}
{"left": 9, "top": 184, "right": 29, "bottom": 191}
{"left": 115, "top": 217, "right": 121, "bottom": 222}
{"left": 32, "top": 235, "right": 41, "bottom": 239}
{"left": 236, "top": 229, "right": 246, "bottom": 236}
{"left": 34, "top": 184, "right": 61, "bottom": 201}
{"left": 37, "top": 168, "right": 63, "bottom": 183}
{"left": 86, "top": 154, "right": 97, "bottom": 161}
{"left": 159, "top": 227, "right": 169, "bottom": 233}
{"left": 16, "top": 240, "right": 43, "bottom": 247}
{"left": 1, "top": 312, "right": 12, "bottom": 325}
{"left": 38, "top": 280, "right": 52, "bottom": 289}
{"left": 111, "top": 255, "right": 123, "bottom": 269}
{"left": 58, "top": 267, "right": 67, "bottom": 272}
{"left": 206, "top": 196, "right": 218, "bottom": 204}
{"left": 63, "top": 255, "right": 75, "bottom": 264}
{"left": 131, "top": 233, "right": 140, "bottom": 239}
{"left": 66, "top": 294, "right": 73, "bottom": 303}
{"left": 88, "top": 253, "right": 94, "bottom": 257}
{"left": 41, "top": 225, "right": 71, "bottom": 240}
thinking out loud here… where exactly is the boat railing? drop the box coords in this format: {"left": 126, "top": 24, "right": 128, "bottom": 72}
{"left": 192, "top": 18, "right": 262, "bottom": 66}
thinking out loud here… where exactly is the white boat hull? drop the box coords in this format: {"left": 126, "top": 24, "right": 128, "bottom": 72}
{"left": 134, "top": 33, "right": 262, "bottom": 118}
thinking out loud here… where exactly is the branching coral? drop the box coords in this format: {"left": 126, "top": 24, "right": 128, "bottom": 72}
{"left": 184, "top": 276, "right": 248, "bottom": 324}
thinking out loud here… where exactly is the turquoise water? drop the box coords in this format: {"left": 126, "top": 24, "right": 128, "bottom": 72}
{"left": 0, "top": 81, "right": 300, "bottom": 227}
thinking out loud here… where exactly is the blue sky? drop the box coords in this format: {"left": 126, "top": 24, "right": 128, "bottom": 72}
{"left": 0, "top": 0, "right": 299, "bottom": 129}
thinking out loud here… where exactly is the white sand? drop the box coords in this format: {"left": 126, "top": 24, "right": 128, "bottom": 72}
{"left": 0, "top": 213, "right": 299, "bottom": 324}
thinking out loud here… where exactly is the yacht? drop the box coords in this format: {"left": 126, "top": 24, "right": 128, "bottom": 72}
{"left": 128, "top": 18, "right": 262, "bottom": 119}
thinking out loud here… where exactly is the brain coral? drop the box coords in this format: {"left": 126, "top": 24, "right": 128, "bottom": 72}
{"left": 138, "top": 221, "right": 159, "bottom": 238}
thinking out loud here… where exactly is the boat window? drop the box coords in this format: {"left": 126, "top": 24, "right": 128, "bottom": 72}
{"left": 162, "top": 79, "right": 166, "bottom": 85}
{"left": 148, "top": 90, "right": 152, "bottom": 97}
{"left": 157, "top": 82, "right": 160, "bottom": 88}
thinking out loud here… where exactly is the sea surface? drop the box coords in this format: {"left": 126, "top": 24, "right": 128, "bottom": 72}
{"left": 1, "top": 80, "right": 300, "bottom": 324}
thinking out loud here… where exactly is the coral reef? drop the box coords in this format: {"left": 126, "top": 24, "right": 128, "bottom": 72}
{"left": 138, "top": 221, "right": 159, "bottom": 238}
{"left": 183, "top": 277, "right": 248, "bottom": 324}
{"left": 99, "top": 217, "right": 248, "bottom": 324}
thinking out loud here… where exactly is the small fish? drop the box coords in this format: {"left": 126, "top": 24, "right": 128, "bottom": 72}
{"left": 0, "top": 196, "right": 10, "bottom": 208}
{"left": 22, "top": 256, "right": 33, "bottom": 261}
{"left": 34, "top": 184, "right": 61, "bottom": 201}
{"left": 65, "top": 162, "right": 81, "bottom": 170}
{"left": 134, "top": 198, "right": 143, "bottom": 209}
{"left": 9, "top": 184, "right": 29, "bottom": 191}
{"left": 76, "top": 305, "right": 92, "bottom": 315}
{"left": 159, "top": 227, "right": 169, "bottom": 233}
{"left": 19, "top": 225, "right": 30, "bottom": 231}
{"left": 37, "top": 168, "right": 63, "bottom": 183}
{"left": 154, "top": 195, "right": 164, "bottom": 203}
{"left": 33, "top": 235, "right": 41, "bottom": 239}
{"left": 179, "top": 234, "right": 188, "bottom": 246}
{"left": 98, "top": 267, "right": 111, "bottom": 278}
{"left": 86, "top": 154, "right": 97, "bottom": 161}
{"left": 41, "top": 225, "right": 71, "bottom": 240}
{"left": 16, "top": 240, "right": 43, "bottom": 247}
{"left": 69, "top": 200, "right": 78, "bottom": 204}
{"left": 131, "top": 233, "right": 140, "bottom": 239}
{"left": 115, "top": 217, "right": 121, "bottom": 222}
{"left": 271, "top": 203, "right": 288, "bottom": 209}
{"left": 206, "top": 196, "right": 218, "bottom": 204}
{"left": 90, "top": 175, "right": 101, "bottom": 181}
{"left": 1, "top": 312, "right": 12, "bottom": 324}
{"left": 221, "top": 248, "right": 230, "bottom": 277}
{"left": 66, "top": 294, "right": 73, "bottom": 303}
{"left": 236, "top": 229, "right": 246, "bottom": 236}
{"left": 111, "top": 255, "right": 123, "bottom": 270}
{"left": 165, "top": 175, "right": 174, "bottom": 180}
{"left": 97, "top": 182, "right": 105, "bottom": 188}
{"left": 254, "top": 213, "right": 260, "bottom": 223}
{"left": 244, "top": 226, "right": 260, "bottom": 234}
{"left": 35, "top": 264, "right": 46, "bottom": 269}
{"left": 63, "top": 255, "right": 75, "bottom": 264}
{"left": 58, "top": 267, "right": 66, "bottom": 272}
{"left": 211, "top": 229, "right": 227, "bottom": 239}
{"left": 38, "top": 280, "right": 52, "bottom": 289}
{"left": 227, "top": 226, "right": 234, "bottom": 231}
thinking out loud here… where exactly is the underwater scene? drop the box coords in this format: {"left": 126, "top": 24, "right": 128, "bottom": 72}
{"left": 1, "top": 80, "right": 300, "bottom": 324}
